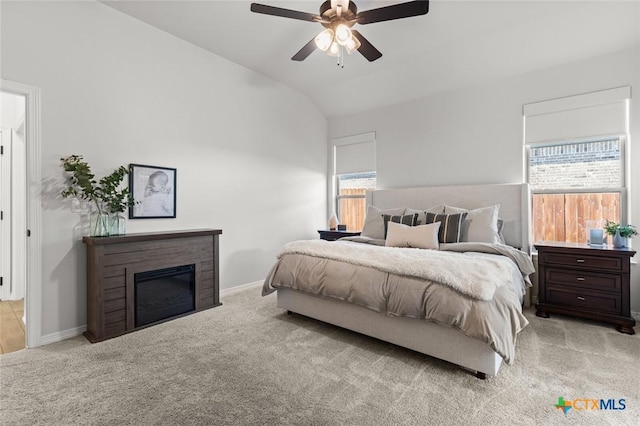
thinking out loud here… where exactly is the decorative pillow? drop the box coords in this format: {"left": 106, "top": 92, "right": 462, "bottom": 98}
{"left": 385, "top": 221, "right": 440, "bottom": 250}
{"left": 361, "top": 205, "right": 405, "bottom": 239}
{"left": 405, "top": 205, "right": 444, "bottom": 226}
{"left": 444, "top": 205, "right": 500, "bottom": 244}
{"left": 497, "top": 219, "right": 506, "bottom": 245}
{"left": 383, "top": 213, "right": 419, "bottom": 238}
{"left": 425, "top": 212, "right": 467, "bottom": 243}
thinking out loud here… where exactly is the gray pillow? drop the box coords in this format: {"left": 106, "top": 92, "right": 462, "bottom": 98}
{"left": 444, "top": 205, "right": 501, "bottom": 244}
{"left": 361, "top": 205, "right": 405, "bottom": 239}
{"left": 425, "top": 212, "right": 467, "bottom": 243}
{"left": 497, "top": 219, "right": 506, "bottom": 244}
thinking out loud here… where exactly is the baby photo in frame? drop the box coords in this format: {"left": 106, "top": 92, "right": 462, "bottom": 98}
{"left": 129, "top": 164, "right": 176, "bottom": 219}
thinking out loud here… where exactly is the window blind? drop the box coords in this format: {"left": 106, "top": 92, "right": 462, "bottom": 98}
{"left": 524, "top": 86, "right": 630, "bottom": 144}
{"left": 335, "top": 140, "right": 376, "bottom": 175}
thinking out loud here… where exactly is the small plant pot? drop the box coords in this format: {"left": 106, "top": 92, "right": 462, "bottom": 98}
{"left": 612, "top": 230, "right": 627, "bottom": 248}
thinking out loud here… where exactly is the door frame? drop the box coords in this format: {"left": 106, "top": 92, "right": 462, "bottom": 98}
{"left": 1, "top": 79, "right": 42, "bottom": 348}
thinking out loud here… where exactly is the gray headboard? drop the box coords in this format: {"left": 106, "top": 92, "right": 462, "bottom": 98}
{"left": 365, "top": 183, "right": 531, "bottom": 252}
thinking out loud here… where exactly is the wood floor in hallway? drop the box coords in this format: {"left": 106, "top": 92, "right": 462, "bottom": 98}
{"left": 0, "top": 299, "right": 25, "bottom": 354}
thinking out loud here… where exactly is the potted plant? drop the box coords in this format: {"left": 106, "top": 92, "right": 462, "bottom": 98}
{"left": 61, "top": 155, "right": 134, "bottom": 236}
{"left": 604, "top": 220, "right": 638, "bottom": 248}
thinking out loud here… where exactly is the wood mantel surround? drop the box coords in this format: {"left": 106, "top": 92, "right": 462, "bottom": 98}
{"left": 82, "top": 229, "right": 222, "bottom": 342}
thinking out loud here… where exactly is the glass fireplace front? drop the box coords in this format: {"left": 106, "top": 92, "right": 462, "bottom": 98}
{"left": 134, "top": 264, "right": 196, "bottom": 327}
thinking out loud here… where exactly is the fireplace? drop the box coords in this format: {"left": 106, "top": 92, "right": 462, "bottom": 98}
{"left": 134, "top": 264, "right": 196, "bottom": 327}
{"left": 83, "top": 229, "right": 221, "bottom": 342}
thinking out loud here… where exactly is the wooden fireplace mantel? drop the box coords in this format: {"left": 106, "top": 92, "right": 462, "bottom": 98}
{"left": 83, "top": 229, "right": 222, "bottom": 342}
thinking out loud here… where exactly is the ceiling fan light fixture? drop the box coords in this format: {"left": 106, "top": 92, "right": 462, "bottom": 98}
{"left": 345, "top": 34, "right": 361, "bottom": 54}
{"left": 335, "top": 23, "right": 352, "bottom": 46}
{"left": 314, "top": 28, "right": 334, "bottom": 51}
{"left": 251, "top": 0, "right": 430, "bottom": 65}
{"left": 328, "top": 41, "right": 340, "bottom": 57}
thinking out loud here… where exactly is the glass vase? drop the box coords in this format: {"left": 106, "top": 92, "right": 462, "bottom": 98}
{"left": 89, "top": 211, "right": 110, "bottom": 237}
{"left": 328, "top": 212, "right": 339, "bottom": 230}
{"left": 109, "top": 213, "right": 126, "bottom": 236}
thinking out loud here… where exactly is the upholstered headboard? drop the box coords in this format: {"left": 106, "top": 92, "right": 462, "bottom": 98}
{"left": 365, "top": 183, "right": 531, "bottom": 252}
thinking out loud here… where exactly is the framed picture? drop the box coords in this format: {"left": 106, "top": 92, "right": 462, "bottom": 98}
{"left": 129, "top": 164, "right": 176, "bottom": 219}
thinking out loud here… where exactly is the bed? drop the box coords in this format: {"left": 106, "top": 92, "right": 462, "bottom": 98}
{"left": 263, "top": 183, "right": 533, "bottom": 378}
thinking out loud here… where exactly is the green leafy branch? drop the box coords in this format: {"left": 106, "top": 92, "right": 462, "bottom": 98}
{"left": 604, "top": 220, "right": 638, "bottom": 239}
{"left": 100, "top": 166, "right": 135, "bottom": 213}
{"left": 61, "top": 155, "right": 135, "bottom": 214}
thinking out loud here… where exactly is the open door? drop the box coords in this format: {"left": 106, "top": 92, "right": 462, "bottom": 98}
{"left": 0, "top": 128, "right": 11, "bottom": 301}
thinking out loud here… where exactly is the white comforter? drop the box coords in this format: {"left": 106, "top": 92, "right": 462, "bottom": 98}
{"left": 279, "top": 240, "right": 518, "bottom": 301}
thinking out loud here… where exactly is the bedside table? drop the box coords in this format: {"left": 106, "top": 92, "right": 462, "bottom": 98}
{"left": 318, "top": 230, "right": 361, "bottom": 241}
{"left": 535, "top": 242, "right": 636, "bottom": 335}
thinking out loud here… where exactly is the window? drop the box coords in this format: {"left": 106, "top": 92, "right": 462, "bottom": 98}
{"left": 332, "top": 132, "right": 376, "bottom": 231}
{"left": 528, "top": 137, "right": 625, "bottom": 243}
{"left": 523, "top": 87, "right": 630, "bottom": 245}
{"left": 336, "top": 172, "right": 376, "bottom": 231}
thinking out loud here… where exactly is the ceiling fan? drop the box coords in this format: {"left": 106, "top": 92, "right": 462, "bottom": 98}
{"left": 250, "top": 0, "right": 430, "bottom": 64}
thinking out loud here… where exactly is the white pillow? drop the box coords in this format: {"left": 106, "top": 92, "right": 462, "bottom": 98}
{"left": 385, "top": 221, "right": 440, "bottom": 250}
{"left": 361, "top": 205, "right": 405, "bottom": 239}
{"left": 444, "top": 204, "right": 500, "bottom": 244}
{"left": 405, "top": 205, "right": 444, "bottom": 225}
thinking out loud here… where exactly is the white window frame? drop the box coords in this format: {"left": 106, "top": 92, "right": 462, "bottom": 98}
{"left": 335, "top": 172, "right": 376, "bottom": 225}
{"left": 330, "top": 132, "right": 376, "bottom": 222}
{"left": 526, "top": 134, "right": 628, "bottom": 235}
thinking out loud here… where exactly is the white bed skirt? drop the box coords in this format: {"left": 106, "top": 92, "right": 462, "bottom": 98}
{"left": 277, "top": 288, "right": 503, "bottom": 377}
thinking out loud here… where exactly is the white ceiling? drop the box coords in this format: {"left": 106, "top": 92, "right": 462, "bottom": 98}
{"left": 103, "top": 1, "right": 640, "bottom": 117}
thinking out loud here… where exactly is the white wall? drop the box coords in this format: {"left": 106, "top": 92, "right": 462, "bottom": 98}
{"left": 329, "top": 47, "right": 640, "bottom": 313}
{"left": 1, "top": 1, "right": 327, "bottom": 338}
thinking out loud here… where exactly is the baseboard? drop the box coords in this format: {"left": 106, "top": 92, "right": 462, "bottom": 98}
{"left": 38, "top": 325, "right": 87, "bottom": 347}
{"left": 32, "top": 283, "right": 261, "bottom": 348}
{"left": 632, "top": 312, "right": 640, "bottom": 321}
{"left": 220, "top": 281, "right": 262, "bottom": 297}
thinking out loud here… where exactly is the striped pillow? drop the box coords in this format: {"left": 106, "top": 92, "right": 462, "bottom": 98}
{"left": 382, "top": 213, "right": 419, "bottom": 238}
{"left": 425, "top": 212, "right": 467, "bottom": 243}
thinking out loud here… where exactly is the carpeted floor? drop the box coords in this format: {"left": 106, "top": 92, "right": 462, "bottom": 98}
{"left": 1, "top": 284, "right": 638, "bottom": 425}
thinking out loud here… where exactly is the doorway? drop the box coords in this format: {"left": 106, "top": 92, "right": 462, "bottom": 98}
{"left": 1, "top": 79, "right": 42, "bottom": 350}
{"left": 0, "top": 91, "right": 27, "bottom": 353}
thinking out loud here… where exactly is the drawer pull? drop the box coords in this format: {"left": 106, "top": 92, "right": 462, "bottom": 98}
{"left": 577, "top": 296, "right": 586, "bottom": 301}
{"left": 576, "top": 277, "right": 586, "bottom": 281}
{"left": 576, "top": 259, "right": 585, "bottom": 263}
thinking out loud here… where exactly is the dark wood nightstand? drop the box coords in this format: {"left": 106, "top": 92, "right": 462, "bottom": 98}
{"left": 318, "top": 230, "right": 361, "bottom": 241}
{"left": 535, "top": 242, "right": 636, "bottom": 335}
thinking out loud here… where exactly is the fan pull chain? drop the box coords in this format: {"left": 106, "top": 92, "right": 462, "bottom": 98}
{"left": 337, "top": 46, "right": 345, "bottom": 69}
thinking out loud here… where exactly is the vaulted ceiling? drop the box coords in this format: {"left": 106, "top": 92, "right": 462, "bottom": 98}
{"left": 104, "top": 1, "right": 640, "bottom": 117}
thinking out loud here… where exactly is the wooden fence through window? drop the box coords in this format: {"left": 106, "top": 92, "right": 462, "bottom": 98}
{"left": 338, "top": 188, "right": 367, "bottom": 231}
{"left": 532, "top": 193, "right": 620, "bottom": 243}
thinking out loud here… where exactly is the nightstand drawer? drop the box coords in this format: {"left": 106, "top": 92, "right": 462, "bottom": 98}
{"left": 546, "top": 286, "right": 621, "bottom": 314}
{"left": 545, "top": 268, "right": 621, "bottom": 293}
{"left": 542, "top": 252, "right": 623, "bottom": 272}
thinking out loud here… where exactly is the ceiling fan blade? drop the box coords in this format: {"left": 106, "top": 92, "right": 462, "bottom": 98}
{"left": 356, "top": 0, "right": 429, "bottom": 25}
{"left": 292, "top": 38, "right": 318, "bottom": 61}
{"left": 250, "top": 3, "right": 320, "bottom": 23}
{"left": 351, "top": 30, "right": 382, "bottom": 62}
